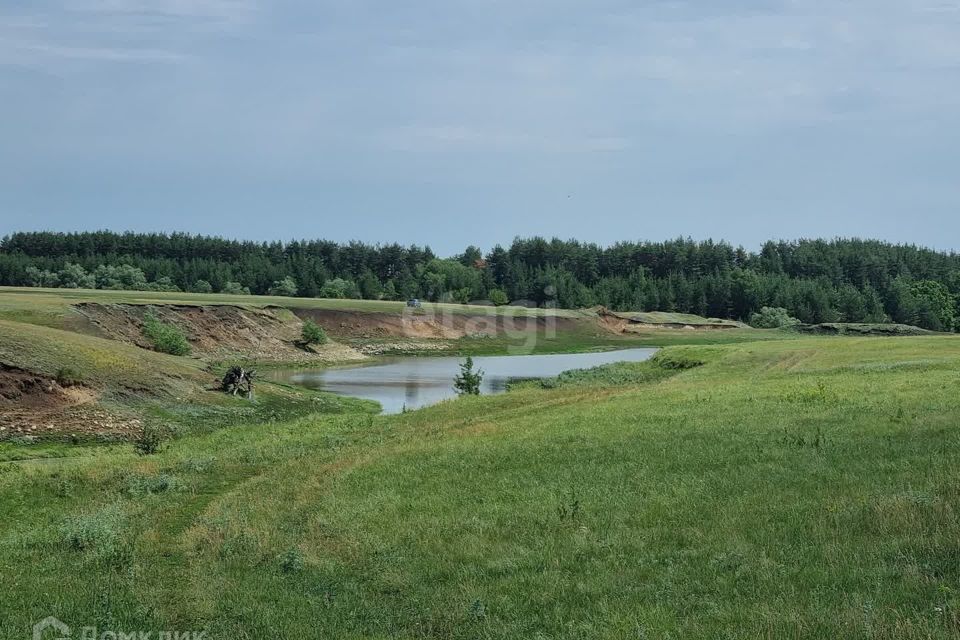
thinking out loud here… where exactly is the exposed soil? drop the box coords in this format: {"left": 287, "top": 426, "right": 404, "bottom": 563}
{"left": 293, "top": 308, "right": 587, "bottom": 340}
{"left": 597, "top": 314, "right": 630, "bottom": 334}
{"left": 0, "top": 365, "right": 93, "bottom": 409}
{"left": 0, "top": 364, "right": 139, "bottom": 440}
{"left": 74, "top": 303, "right": 365, "bottom": 363}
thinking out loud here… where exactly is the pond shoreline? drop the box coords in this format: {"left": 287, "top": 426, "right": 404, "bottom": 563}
{"left": 269, "top": 347, "right": 659, "bottom": 414}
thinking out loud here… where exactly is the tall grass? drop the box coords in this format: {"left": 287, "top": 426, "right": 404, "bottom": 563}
{"left": 1, "top": 336, "right": 959, "bottom": 639}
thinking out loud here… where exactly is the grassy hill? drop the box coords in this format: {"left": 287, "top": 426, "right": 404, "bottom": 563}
{"left": 0, "top": 313, "right": 375, "bottom": 447}
{"left": 1, "top": 334, "right": 959, "bottom": 638}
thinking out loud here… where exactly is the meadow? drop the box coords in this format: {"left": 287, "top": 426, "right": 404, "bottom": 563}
{"left": 2, "top": 330, "right": 960, "bottom": 638}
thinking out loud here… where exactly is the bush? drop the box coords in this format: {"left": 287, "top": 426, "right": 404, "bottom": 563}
{"left": 190, "top": 279, "right": 213, "bottom": 294}
{"left": 147, "top": 276, "right": 181, "bottom": 292}
{"left": 94, "top": 264, "right": 147, "bottom": 290}
{"left": 57, "top": 263, "right": 95, "bottom": 289}
{"left": 318, "top": 277, "right": 356, "bottom": 299}
{"left": 749, "top": 306, "right": 801, "bottom": 329}
{"left": 489, "top": 289, "right": 509, "bottom": 306}
{"left": 142, "top": 313, "right": 191, "bottom": 356}
{"left": 222, "top": 281, "right": 251, "bottom": 295}
{"left": 910, "top": 280, "right": 956, "bottom": 331}
{"left": 268, "top": 276, "right": 298, "bottom": 297}
{"left": 301, "top": 319, "right": 328, "bottom": 345}
{"left": 55, "top": 367, "right": 83, "bottom": 387}
{"left": 134, "top": 424, "right": 170, "bottom": 455}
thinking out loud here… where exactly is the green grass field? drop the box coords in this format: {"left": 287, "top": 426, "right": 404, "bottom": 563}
{"left": 3, "top": 332, "right": 960, "bottom": 638}
{"left": 0, "top": 286, "right": 589, "bottom": 320}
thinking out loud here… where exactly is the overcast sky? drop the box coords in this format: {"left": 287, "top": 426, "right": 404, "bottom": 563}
{"left": 1, "top": 0, "right": 958, "bottom": 254}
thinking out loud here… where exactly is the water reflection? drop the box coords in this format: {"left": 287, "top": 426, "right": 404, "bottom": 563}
{"left": 274, "top": 348, "right": 657, "bottom": 414}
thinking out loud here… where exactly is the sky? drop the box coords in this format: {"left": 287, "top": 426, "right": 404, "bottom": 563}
{"left": 1, "top": 0, "right": 959, "bottom": 255}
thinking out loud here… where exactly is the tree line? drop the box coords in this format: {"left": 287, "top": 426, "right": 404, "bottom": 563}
{"left": 1, "top": 231, "right": 958, "bottom": 331}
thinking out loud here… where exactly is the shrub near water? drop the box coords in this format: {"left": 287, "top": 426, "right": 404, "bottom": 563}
{"left": 301, "top": 319, "right": 328, "bottom": 346}
{"left": 142, "top": 313, "right": 191, "bottom": 356}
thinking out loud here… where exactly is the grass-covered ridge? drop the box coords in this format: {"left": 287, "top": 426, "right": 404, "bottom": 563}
{"left": 0, "top": 316, "right": 376, "bottom": 446}
{"left": 1, "top": 335, "right": 959, "bottom": 638}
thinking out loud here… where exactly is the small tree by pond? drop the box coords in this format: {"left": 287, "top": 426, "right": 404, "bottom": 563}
{"left": 453, "top": 356, "right": 484, "bottom": 395}
{"left": 301, "top": 319, "right": 328, "bottom": 346}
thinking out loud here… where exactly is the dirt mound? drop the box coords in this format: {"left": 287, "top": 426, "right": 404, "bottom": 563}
{"left": 74, "top": 303, "right": 365, "bottom": 362}
{"left": 0, "top": 365, "right": 93, "bottom": 409}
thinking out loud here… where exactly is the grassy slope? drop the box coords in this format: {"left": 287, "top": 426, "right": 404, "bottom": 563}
{"left": 0, "top": 318, "right": 377, "bottom": 452}
{"left": 0, "top": 318, "right": 207, "bottom": 394}
{"left": 2, "top": 335, "right": 959, "bottom": 638}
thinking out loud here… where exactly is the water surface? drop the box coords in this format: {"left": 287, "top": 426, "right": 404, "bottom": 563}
{"left": 273, "top": 348, "right": 657, "bottom": 414}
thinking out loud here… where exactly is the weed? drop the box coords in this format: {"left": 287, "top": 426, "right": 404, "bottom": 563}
{"left": 785, "top": 379, "right": 833, "bottom": 404}
{"left": 277, "top": 548, "right": 305, "bottom": 574}
{"left": 174, "top": 457, "right": 216, "bottom": 473}
{"left": 219, "top": 530, "right": 259, "bottom": 560}
{"left": 55, "top": 476, "right": 73, "bottom": 498}
{"left": 124, "top": 473, "right": 177, "bottom": 496}
{"left": 781, "top": 427, "right": 827, "bottom": 449}
{"left": 470, "top": 599, "right": 487, "bottom": 620}
{"left": 557, "top": 489, "right": 581, "bottom": 523}
{"left": 60, "top": 504, "right": 129, "bottom": 563}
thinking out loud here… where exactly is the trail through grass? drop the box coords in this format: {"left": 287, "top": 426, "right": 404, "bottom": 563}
{"left": 2, "top": 336, "right": 960, "bottom": 638}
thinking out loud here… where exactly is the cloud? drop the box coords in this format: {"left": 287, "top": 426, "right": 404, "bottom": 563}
{"left": 380, "top": 124, "right": 629, "bottom": 153}
{"left": 65, "top": 0, "right": 255, "bottom": 23}
{"left": 4, "top": 40, "right": 186, "bottom": 63}
{"left": 1, "top": 0, "right": 959, "bottom": 164}
{"left": 0, "top": 0, "right": 255, "bottom": 69}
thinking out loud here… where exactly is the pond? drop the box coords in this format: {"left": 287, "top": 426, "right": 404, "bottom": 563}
{"left": 271, "top": 348, "right": 658, "bottom": 414}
